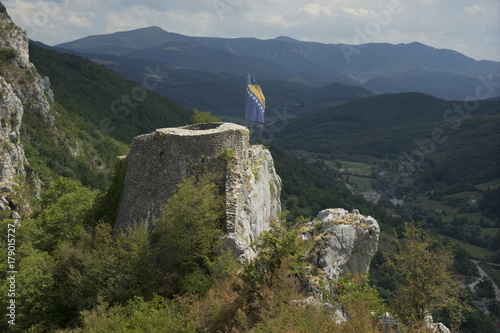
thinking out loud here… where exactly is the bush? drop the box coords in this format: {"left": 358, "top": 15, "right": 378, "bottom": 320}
{"left": 0, "top": 47, "right": 17, "bottom": 62}
{"left": 182, "top": 270, "right": 246, "bottom": 333}
{"left": 0, "top": 3, "right": 8, "bottom": 16}
{"left": 151, "top": 173, "right": 225, "bottom": 296}
{"left": 250, "top": 212, "right": 311, "bottom": 279}
{"left": 191, "top": 108, "right": 220, "bottom": 124}
{"left": 250, "top": 259, "right": 340, "bottom": 333}
{"left": 68, "top": 295, "right": 196, "bottom": 332}
{"left": 52, "top": 222, "right": 163, "bottom": 324}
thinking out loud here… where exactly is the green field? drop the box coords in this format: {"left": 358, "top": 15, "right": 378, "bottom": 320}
{"left": 418, "top": 198, "right": 458, "bottom": 213}
{"left": 476, "top": 177, "right": 500, "bottom": 191}
{"left": 344, "top": 175, "right": 374, "bottom": 191}
{"left": 441, "top": 212, "right": 497, "bottom": 225}
{"left": 444, "top": 191, "right": 482, "bottom": 200}
{"left": 439, "top": 235, "right": 496, "bottom": 259}
{"left": 482, "top": 228, "right": 500, "bottom": 237}
{"left": 338, "top": 160, "right": 372, "bottom": 176}
{"left": 375, "top": 229, "right": 495, "bottom": 261}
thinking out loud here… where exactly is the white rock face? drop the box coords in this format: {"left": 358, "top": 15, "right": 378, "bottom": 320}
{"left": 0, "top": 12, "right": 55, "bottom": 125}
{"left": 0, "top": 11, "right": 50, "bottom": 210}
{"left": 301, "top": 208, "right": 380, "bottom": 286}
{"left": 0, "top": 16, "right": 30, "bottom": 69}
{"left": 225, "top": 145, "right": 282, "bottom": 260}
{"left": 425, "top": 315, "right": 451, "bottom": 333}
{"left": 0, "top": 76, "right": 27, "bottom": 182}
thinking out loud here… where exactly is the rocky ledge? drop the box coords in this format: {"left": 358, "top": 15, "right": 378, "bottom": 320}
{"left": 299, "top": 208, "right": 380, "bottom": 291}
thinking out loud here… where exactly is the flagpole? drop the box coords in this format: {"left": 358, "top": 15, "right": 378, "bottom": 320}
{"left": 244, "top": 73, "right": 248, "bottom": 128}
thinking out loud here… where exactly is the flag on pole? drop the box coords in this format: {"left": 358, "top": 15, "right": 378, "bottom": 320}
{"left": 245, "top": 74, "right": 265, "bottom": 123}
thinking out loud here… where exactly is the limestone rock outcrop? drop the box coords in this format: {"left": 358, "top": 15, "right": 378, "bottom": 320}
{"left": 1, "top": 9, "right": 51, "bottom": 212}
{"left": 0, "top": 11, "right": 55, "bottom": 125}
{"left": 300, "top": 208, "right": 380, "bottom": 290}
{"left": 115, "top": 122, "right": 281, "bottom": 261}
{"left": 0, "top": 76, "right": 26, "bottom": 182}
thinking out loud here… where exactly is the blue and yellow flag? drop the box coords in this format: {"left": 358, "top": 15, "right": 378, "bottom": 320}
{"left": 245, "top": 74, "right": 265, "bottom": 123}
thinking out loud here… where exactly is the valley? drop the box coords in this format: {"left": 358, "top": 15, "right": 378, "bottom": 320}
{"left": 32, "top": 28, "right": 500, "bottom": 265}
{"left": 1, "top": 5, "right": 499, "bottom": 330}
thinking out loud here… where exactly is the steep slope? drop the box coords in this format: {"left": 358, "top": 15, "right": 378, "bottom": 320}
{"left": 29, "top": 42, "right": 192, "bottom": 144}
{"left": 1, "top": 7, "right": 129, "bottom": 194}
{"left": 1, "top": 8, "right": 51, "bottom": 213}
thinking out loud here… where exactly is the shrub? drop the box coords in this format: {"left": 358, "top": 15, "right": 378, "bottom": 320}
{"left": 190, "top": 108, "right": 220, "bottom": 124}
{"left": 0, "top": 47, "right": 17, "bottom": 62}
{"left": 68, "top": 295, "right": 196, "bottom": 332}
{"left": 0, "top": 3, "right": 9, "bottom": 18}
{"left": 151, "top": 173, "right": 225, "bottom": 296}
{"left": 251, "top": 259, "right": 340, "bottom": 333}
{"left": 182, "top": 271, "right": 246, "bottom": 333}
{"left": 248, "top": 212, "right": 312, "bottom": 286}
{"left": 218, "top": 147, "right": 235, "bottom": 162}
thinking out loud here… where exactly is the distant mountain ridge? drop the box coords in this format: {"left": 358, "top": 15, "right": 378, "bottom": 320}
{"left": 54, "top": 26, "right": 500, "bottom": 100}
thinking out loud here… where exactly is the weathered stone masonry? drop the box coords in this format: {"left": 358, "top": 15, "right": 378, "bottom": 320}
{"left": 115, "top": 122, "right": 282, "bottom": 260}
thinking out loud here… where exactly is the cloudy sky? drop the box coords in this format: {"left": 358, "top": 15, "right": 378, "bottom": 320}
{"left": 3, "top": 0, "right": 500, "bottom": 61}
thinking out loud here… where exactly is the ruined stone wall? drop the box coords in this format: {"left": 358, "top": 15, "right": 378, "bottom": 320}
{"left": 115, "top": 122, "right": 281, "bottom": 260}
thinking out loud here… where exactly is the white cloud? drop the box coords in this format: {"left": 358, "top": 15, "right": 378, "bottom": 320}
{"left": 464, "top": 4, "right": 486, "bottom": 15}
{"left": 342, "top": 7, "right": 370, "bottom": 18}
{"left": 67, "top": 15, "right": 92, "bottom": 28}
{"left": 299, "top": 4, "right": 332, "bottom": 18}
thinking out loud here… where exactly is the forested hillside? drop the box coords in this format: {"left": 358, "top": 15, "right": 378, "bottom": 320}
{"left": 274, "top": 92, "right": 500, "bottom": 186}
{"left": 40, "top": 48, "right": 372, "bottom": 120}
{"left": 29, "top": 42, "right": 192, "bottom": 143}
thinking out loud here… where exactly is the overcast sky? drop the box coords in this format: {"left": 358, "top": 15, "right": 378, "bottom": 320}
{"left": 3, "top": 0, "right": 500, "bottom": 61}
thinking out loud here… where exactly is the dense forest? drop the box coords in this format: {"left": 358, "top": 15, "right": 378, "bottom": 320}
{"left": 2, "top": 173, "right": 494, "bottom": 332}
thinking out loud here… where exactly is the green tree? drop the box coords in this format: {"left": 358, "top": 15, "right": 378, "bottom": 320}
{"left": 190, "top": 109, "right": 221, "bottom": 124}
{"left": 52, "top": 222, "right": 163, "bottom": 324}
{"left": 474, "top": 278, "right": 495, "bottom": 299}
{"left": 0, "top": 240, "right": 58, "bottom": 332}
{"left": 383, "top": 223, "right": 473, "bottom": 331}
{"left": 151, "top": 173, "right": 225, "bottom": 295}
{"left": 30, "top": 177, "right": 100, "bottom": 252}
{"left": 67, "top": 295, "right": 195, "bottom": 333}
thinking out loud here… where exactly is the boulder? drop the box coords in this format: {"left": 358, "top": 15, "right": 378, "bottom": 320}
{"left": 300, "top": 208, "right": 380, "bottom": 289}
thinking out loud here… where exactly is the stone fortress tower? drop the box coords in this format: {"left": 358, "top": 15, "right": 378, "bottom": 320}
{"left": 115, "top": 122, "right": 282, "bottom": 260}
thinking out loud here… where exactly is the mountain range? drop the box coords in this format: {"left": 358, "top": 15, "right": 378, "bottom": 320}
{"left": 51, "top": 26, "right": 500, "bottom": 116}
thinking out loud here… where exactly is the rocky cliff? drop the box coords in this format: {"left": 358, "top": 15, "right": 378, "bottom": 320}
{"left": 0, "top": 9, "right": 54, "bottom": 213}
{"left": 300, "top": 208, "right": 380, "bottom": 291}
{"left": 115, "top": 122, "right": 282, "bottom": 261}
